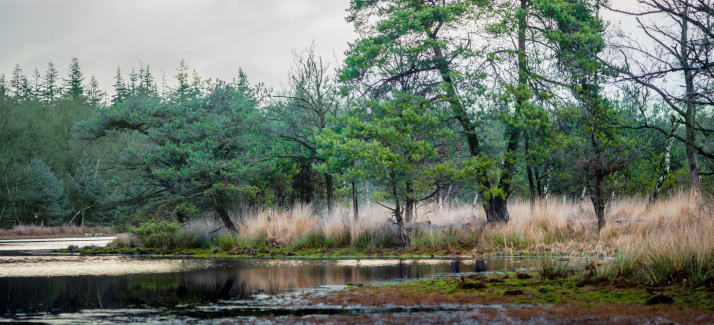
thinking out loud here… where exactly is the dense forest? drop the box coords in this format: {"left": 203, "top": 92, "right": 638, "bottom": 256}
{"left": 1, "top": 0, "right": 713, "bottom": 237}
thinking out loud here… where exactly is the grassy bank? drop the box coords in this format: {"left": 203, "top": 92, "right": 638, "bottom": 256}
{"left": 92, "top": 193, "right": 714, "bottom": 284}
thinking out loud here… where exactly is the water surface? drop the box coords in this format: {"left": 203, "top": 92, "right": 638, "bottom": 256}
{"left": 0, "top": 255, "right": 540, "bottom": 314}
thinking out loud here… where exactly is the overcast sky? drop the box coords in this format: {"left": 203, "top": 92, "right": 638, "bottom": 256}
{"left": 0, "top": 0, "right": 357, "bottom": 94}
{"left": 0, "top": 0, "right": 641, "bottom": 96}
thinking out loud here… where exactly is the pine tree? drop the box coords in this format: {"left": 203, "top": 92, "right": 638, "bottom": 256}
{"left": 160, "top": 74, "right": 169, "bottom": 100}
{"left": 172, "top": 60, "right": 190, "bottom": 100}
{"left": 191, "top": 69, "right": 203, "bottom": 96}
{"left": 128, "top": 68, "right": 138, "bottom": 97}
{"left": 41, "top": 61, "right": 60, "bottom": 107}
{"left": 31, "top": 68, "right": 41, "bottom": 101}
{"left": 62, "top": 57, "right": 85, "bottom": 99}
{"left": 10, "top": 63, "right": 30, "bottom": 100}
{"left": 69, "top": 152, "right": 113, "bottom": 224}
{"left": 111, "top": 66, "right": 127, "bottom": 106}
{"left": 0, "top": 74, "right": 7, "bottom": 98}
{"left": 85, "top": 74, "right": 106, "bottom": 106}
{"left": 26, "top": 158, "right": 69, "bottom": 225}
{"left": 142, "top": 64, "right": 156, "bottom": 97}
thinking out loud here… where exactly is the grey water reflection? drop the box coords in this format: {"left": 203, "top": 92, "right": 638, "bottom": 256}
{"left": 0, "top": 256, "right": 540, "bottom": 314}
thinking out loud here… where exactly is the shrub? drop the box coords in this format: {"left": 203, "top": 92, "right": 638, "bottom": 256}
{"left": 130, "top": 221, "right": 182, "bottom": 248}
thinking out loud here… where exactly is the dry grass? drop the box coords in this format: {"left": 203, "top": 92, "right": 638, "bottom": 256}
{"left": 182, "top": 192, "right": 711, "bottom": 256}
{"left": 180, "top": 192, "right": 714, "bottom": 284}
{"left": 0, "top": 224, "right": 112, "bottom": 238}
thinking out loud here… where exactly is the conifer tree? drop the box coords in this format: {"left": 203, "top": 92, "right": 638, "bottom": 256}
{"left": 68, "top": 152, "right": 113, "bottom": 224}
{"left": 62, "top": 57, "right": 85, "bottom": 99}
{"left": 0, "top": 74, "right": 7, "bottom": 98}
{"left": 111, "top": 66, "right": 128, "bottom": 106}
{"left": 31, "top": 68, "right": 41, "bottom": 100}
{"left": 173, "top": 60, "right": 191, "bottom": 100}
{"left": 142, "top": 64, "right": 156, "bottom": 97}
{"left": 10, "top": 63, "right": 30, "bottom": 100}
{"left": 191, "top": 69, "right": 203, "bottom": 96}
{"left": 128, "top": 68, "right": 138, "bottom": 97}
{"left": 85, "top": 74, "right": 106, "bottom": 106}
{"left": 26, "top": 158, "right": 69, "bottom": 225}
{"left": 160, "top": 74, "right": 169, "bottom": 100}
{"left": 41, "top": 61, "right": 60, "bottom": 107}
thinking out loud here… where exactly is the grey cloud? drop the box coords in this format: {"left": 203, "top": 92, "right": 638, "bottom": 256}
{"left": 0, "top": 0, "right": 356, "bottom": 94}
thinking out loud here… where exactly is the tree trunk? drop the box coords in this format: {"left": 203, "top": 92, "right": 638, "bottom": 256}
{"left": 392, "top": 184, "right": 406, "bottom": 244}
{"left": 680, "top": 4, "right": 701, "bottom": 198}
{"left": 352, "top": 180, "right": 359, "bottom": 222}
{"left": 527, "top": 165, "right": 536, "bottom": 212}
{"left": 591, "top": 175, "right": 606, "bottom": 232}
{"left": 405, "top": 182, "right": 414, "bottom": 223}
{"left": 324, "top": 173, "right": 334, "bottom": 213}
{"left": 483, "top": 196, "right": 509, "bottom": 223}
{"left": 213, "top": 192, "right": 238, "bottom": 232}
{"left": 648, "top": 117, "right": 676, "bottom": 206}
{"left": 579, "top": 186, "right": 586, "bottom": 212}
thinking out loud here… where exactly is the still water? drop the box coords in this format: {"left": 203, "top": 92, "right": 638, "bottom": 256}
{"left": 0, "top": 255, "right": 542, "bottom": 314}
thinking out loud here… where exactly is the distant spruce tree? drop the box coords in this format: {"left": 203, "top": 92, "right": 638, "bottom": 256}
{"left": 191, "top": 69, "right": 203, "bottom": 96}
{"left": 26, "top": 158, "right": 69, "bottom": 225}
{"left": 41, "top": 61, "right": 60, "bottom": 107}
{"left": 172, "top": 60, "right": 191, "bottom": 100}
{"left": 140, "top": 63, "right": 157, "bottom": 97}
{"left": 85, "top": 74, "right": 106, "bottom": 106}
{"left": 31, "top": 68, "right": 41, "bottom": 101}
{"left": 0, "top": 73, "right": 7, "bottom": 99}
{"left": 160, "top": 74, "right": 169, "bottom": 99}
{"left": 128, "top": 68, "right": 138, "bottom": 97}
{"left": 62, "top": 57, "right": 85, "bottom": 99}
{"left": 111, "top": 66, "right": 128, "bottom": 106}
{"left": 10, "top": 64, "right": 31, "bottom": 100}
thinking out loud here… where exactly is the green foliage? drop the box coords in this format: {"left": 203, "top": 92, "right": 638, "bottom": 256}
{"left": 73, "top": 74, "right": 270, "bottom": 230}
{"left": 130, "top": 221, "right": 182, "bottom": 248}
{"left": 25, "top": 158, "right": 70, "bottom": 225}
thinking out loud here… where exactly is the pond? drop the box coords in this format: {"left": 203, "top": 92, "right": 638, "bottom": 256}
{"left": 0, "top": 255, "right": 549, "bottom": 323}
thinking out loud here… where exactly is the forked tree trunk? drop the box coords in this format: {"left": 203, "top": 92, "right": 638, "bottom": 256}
{"left": 483, "top": 196, "right": 509, "bottom": 223}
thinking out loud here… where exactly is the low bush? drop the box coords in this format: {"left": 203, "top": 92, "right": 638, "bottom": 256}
{"left": 130, "top": 221, "right": 182, "bottom": 249}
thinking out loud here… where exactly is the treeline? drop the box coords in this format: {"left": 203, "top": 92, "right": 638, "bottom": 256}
{"left": 1, "top": 0, "right": 713, "bottom": 235}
